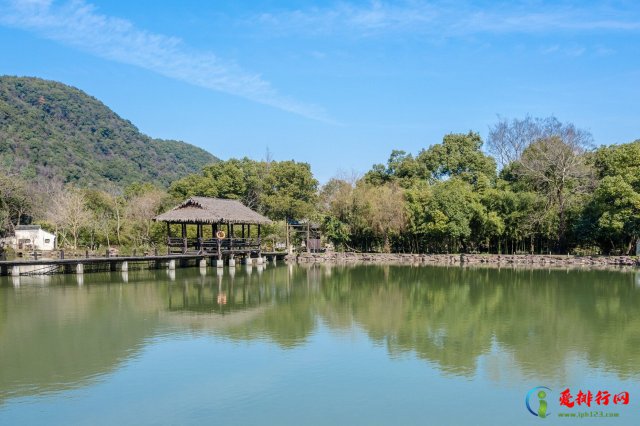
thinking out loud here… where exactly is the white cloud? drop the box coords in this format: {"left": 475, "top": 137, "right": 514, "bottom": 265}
{"left": 251, "top": 1, "right": 640, "bottom": 37}
{"left": 0, "top": 0, "right": 333, "bottom": 122}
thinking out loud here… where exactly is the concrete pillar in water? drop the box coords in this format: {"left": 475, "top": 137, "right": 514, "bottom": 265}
{"left": 244, "top": 256, "right": 253, "bottom": 265}
{"left": 76, "top": 263, "right": 84, "bottom": 274}
{"left": 271, "top": 256, "right": 277, "bottom": 265}
{"left": 168, "top": 259, "right": 176, "bottom": 270}
{"left": 199, "top": 259, "right": 207, "bottom": 268}
{"left": 228, "top": 258, "right": 236, "bottom": 267}
{"left": 121, "top": 261, "right": 128, "bottom": 272}
{"left": 262, "top": 256, "right": 267, "bottom": 264}
{"left": 256, "top": 256, "right": 264, "bottom": 265}
{"left": 216, "top": 259, "right": 224, "bottom": 268}
{"left": 11, "top": 265, "right": 20, "bottom": 276}
{"left": 168, "top": 269, "right": 176, "bottom": 281}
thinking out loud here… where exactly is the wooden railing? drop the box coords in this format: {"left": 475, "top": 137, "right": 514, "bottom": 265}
{"left": 167, "top": 237, "right": 261, "bottom": 254}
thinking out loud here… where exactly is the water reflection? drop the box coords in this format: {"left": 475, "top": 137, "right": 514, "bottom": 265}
{"left": 1, "top": 265, "right": 639, "bottom": 403}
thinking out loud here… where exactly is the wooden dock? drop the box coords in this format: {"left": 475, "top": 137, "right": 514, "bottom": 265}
{"left": 0, "top": 252, "right": 288, "bottom": 276}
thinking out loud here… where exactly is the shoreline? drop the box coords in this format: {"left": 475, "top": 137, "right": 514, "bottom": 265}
{"left": 287, "top": 252, "right": 640, "bottom": 268}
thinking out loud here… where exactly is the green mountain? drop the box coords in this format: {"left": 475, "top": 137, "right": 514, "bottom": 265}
{"left": 0, "top": 76, "right": 218, "bottom": 188}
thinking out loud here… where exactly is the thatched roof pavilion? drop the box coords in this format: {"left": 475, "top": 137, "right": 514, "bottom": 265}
{"left": 154, "top": 197, "right": 271, "bottom": 225}
{"left": 154, "top": 197, "right": 271, "bottom": 257}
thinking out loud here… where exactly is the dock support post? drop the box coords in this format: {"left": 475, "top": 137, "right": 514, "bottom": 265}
{"left": 244, "top": 256, "right": 253, "bottom": 265}
{"left": 199, "top": 259, "right": 207, "bottom": 268}
{"left": 121, "top": 261, "right": 128, "bottom": 272}
{"left": 216, "top": 259, "right": 224, "bottom": 268}
{"left": 256, "top": 256, "right": 264, "bottom": 265}
{"left": 11, "top": 265, "right": 20, "bottom": 276}
{"left": 168, "top": 259, "right": 176, "bottom": 270}
{"left": 228, "top": 257, "right": 236, "bottom": 267}
{"left": 76, "top": 263, "right": 84, "bottom": 274}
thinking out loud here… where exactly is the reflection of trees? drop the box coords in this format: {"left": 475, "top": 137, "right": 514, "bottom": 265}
{"left": 0, "top": 277, "right": 161, "bottom": 402}
{"left": 1, "top": 264, "right": 638, "bottom": 403}
{"left": 314, "top": 266, "right": 640, "bottom": 379}
{"left": 189, "top": 264, "right": 640, "bottom": 379}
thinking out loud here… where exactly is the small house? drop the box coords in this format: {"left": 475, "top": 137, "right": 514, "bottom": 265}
{"left": 12, "top": 225, "right": 56, "bottom": 251}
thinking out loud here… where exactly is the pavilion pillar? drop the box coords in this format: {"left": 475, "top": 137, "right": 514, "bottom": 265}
{"left": 258, "top": 224, "right": 262, "bottom": 257}
{"left": 181, "top": 223, "right": 187, "bottom": 254}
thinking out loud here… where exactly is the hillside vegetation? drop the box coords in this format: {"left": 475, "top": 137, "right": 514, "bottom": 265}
{"left": 0, "top": 76, "right": 217, "bottom": 187}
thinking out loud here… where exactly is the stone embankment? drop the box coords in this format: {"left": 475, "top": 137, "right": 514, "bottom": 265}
{"left": 286, "top": 252, "right": 639, "bottom": 267}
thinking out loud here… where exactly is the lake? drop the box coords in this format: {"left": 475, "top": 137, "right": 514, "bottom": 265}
{"left": 1, "top": 264, "right": 639, "bottom": 425}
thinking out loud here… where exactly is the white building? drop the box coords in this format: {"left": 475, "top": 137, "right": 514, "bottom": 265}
{"left": 11, "top": 225, "right": 56, "bottom": 251}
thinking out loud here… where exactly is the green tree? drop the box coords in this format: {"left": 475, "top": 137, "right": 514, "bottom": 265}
{"left": 417, "top": 132, "right": 496, "bottom": 184}
{"left": 261, "top": 160, "right": 318, "bottom": 220}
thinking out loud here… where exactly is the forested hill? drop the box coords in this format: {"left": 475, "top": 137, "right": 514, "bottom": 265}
{"left": 0, "top": 76, "right": 218, "bottom": 188}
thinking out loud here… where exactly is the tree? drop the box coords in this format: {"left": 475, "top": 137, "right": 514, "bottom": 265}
{"left": 515, "top": 136, "right": 594, "bottom": 251}
{"left": 261, "top": 160, "right": 318, "bottom": 220}
{"left": 367, "top": 183, "right": 406, "bottom": 252}
{"left": 124, "top": 189, "right": 168, "bottom": 247}
{"left": 363, "top": 150, "right": 423, "bottom": 187}
{"left": 417, "top": 132, "right": 496, "bottom": 184}
{"left": 0, "top": 173, "right": 34, "bottom": 236}
{"left": 584, "top": 140, "right": 640, "bottom": 253}
{"left": 47, "top": 187, "right": 91, "bottom": 249}
{"left": 487, "top": 115, "right": 593, "bottom": 168}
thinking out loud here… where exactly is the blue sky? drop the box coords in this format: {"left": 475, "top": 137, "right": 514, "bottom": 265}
{"left": 1, "top": 0, "right": 639, "bottom": 182}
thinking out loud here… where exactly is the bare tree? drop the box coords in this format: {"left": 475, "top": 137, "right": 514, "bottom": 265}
{"left": 124, "top": 190, "right": 166, "bottom": 247}
{"left": 488, "top": 115, "right": 593, "bottom": 168}
{"left": 518, "top": 136, "right": 594, "bottom": 251}
{"left": 47, "top": 187, "right": 91, "bottom": 249}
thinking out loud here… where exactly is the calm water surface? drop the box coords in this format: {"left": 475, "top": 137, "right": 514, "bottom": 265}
{"left": 1, "top": 264, "right": 639, "bottom": 425}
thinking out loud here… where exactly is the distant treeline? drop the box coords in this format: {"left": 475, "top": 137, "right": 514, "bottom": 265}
{"left": 1, "top": 115, "right": 639, "bottom": 255}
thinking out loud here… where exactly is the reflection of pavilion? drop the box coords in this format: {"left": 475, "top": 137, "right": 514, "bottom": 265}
{"left": 161, "top": 306, "right": 269, "bottom": 332}
{"left": 164, "top": 271, "right": 268, "bottom": 315}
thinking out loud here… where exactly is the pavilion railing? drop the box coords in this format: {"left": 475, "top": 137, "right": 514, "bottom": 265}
{"left": 167, "top": 237, "right": 261, "bottom": 254}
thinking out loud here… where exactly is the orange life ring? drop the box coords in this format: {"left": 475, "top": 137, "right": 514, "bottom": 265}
{"left": 216, "top": 230, "right": 226, "bottom": 239}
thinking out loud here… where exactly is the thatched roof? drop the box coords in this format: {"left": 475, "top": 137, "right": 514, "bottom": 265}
{"left": 154, "top": 197, "right": 272, "bottom": 225}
